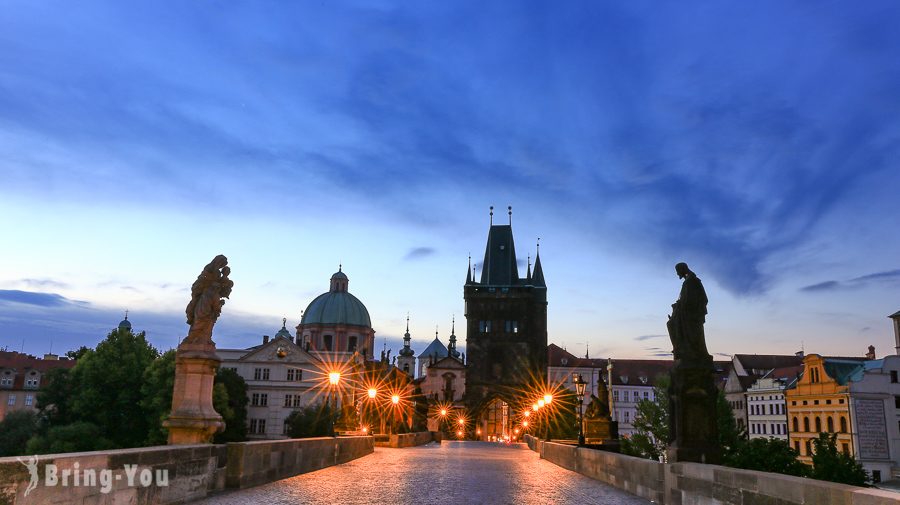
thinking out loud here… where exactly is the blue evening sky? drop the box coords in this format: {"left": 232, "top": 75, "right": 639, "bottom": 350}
{"left": 1, "top": 1, "right": 899, "bottom": 359}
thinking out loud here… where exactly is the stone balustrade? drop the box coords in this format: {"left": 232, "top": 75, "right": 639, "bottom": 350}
{"left": 524, "top": 435, "right": 900, "bottom": 504}
{"left": 0, "top": 435, "right": 373, "bottom": 504}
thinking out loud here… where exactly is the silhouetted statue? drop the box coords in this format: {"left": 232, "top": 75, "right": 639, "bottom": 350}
{"left": 584, "top": 394, "right": 610, "bottom": 419}
{"left": 184, "top": 255, "right": 233, "bottom": 345}
{"left": 666, "top": 262, "right": 719, "bottom": 464}
{"left": 667, "top": 262, "right": 710, "bottom": 364}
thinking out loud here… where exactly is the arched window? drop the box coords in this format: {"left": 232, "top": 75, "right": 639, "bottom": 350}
{"left": 793, "top": 417, "right": 799, "bottom": 432}
{"left": 323, "top": 335, "right": 333, "bottom": 352}
{"left": 348, "top": 336, "right": 358, "bottom": 352}
{"left": 827, "top": 417, "right": 834, "bottom": 433}
{"left": 840, "top": 416, "right": 848, "bottom": 433}
{"left": 815, "top": 417, "right": 822, "bottom": 433}
{"left": 804, "top": 417, "right": 810, "bottom": 432}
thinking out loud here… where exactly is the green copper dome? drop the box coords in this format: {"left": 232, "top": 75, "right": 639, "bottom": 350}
{"left": 300, "top": 269, "right": 372, "bottom": 328}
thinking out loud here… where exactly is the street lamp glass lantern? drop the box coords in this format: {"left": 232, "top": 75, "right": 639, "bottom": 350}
{"left": 544, "top": 394, "right": 553, "bottom": 404}
{"left": 368, "top": 388, "right": 377, "bottom": 399}
{"left": 391, "top": 394, "right": 400, "bottom": 405}
{"left": 328, "top": 372, "right": 341, "bottom": 386}
{"left": 574, "top": 374, "right": 586, "bottom": 398}
{"left": 537, "top": 399, "right": 545, "bottom": 408}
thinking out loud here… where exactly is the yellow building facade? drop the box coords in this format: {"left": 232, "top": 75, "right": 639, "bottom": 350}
{"left": 785, "top": 354, "right": 855, "bottom": 464}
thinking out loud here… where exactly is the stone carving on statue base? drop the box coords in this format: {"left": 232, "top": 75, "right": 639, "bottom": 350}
{"left": 582, "top": 391, "right": 620, "bottom": 451}
{"left": 665, "top": 262, "right": 720, "bottom": 464}
{"left": 164, "top": 255, "right": 232, "bottom": 445}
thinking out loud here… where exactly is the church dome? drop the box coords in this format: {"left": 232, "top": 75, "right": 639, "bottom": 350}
{"left": 300, "top": 269, "right": 371, "bottom": 328}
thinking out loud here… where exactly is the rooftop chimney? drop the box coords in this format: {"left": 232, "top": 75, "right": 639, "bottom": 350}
{"left": 866, "top": 345, "right": 876, "bottom": 360}
{"left": 263, "top": 335, "right": 270, "bottom": 345}
{"left": 43, "top": 353, "right": 59, "bottom": 360}
{"left": 795, "top": 350, "right": 805, "bottom": 358}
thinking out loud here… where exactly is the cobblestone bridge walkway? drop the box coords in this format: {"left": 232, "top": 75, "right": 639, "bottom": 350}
{"left": 195, "top": 441, "right": 651, "bottom": 505}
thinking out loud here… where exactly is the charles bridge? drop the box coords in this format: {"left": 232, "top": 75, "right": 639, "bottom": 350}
{"left": 1, "top": 432, "right": 898, "bottom": 504}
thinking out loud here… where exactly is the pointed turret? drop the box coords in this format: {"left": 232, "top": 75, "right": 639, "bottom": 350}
{"left": 532, "top": 248, "right": 546, "bottom": 288}
{"left": 526, "top": 254, "right": 532, "bottom": 281}
{"left": 465, "top": 254, "right": 473, "bottom": 284}
{"left": 399, "top": 315, "right": 415, "bottom": 357}
{"left": 448, "top": 316, "right": 461, "bottom": 359}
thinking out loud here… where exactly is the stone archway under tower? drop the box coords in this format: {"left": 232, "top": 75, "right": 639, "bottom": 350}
{"left": 474, "top": 395, "right": 517, "bottom": 442}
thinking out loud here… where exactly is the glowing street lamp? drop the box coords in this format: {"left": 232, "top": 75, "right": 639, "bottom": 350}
{"left": 368, "top": 388, "right": 377, "bottom": 399}
{"left": 523, "top": 420, "right": 529, "bottom": 428}
{"left": 391, "top": 394, "right": 400, "bottom": 405}
{"left": 537, "top": 399, "right": 545, "bottom": 409}
{"left": 532, "top": 403, "right": 539, "bottom": 412}
{"left": 544, "top": 393, "right": 553, "bottom": 405}
{"left": 523, "top": 410, "right": 530, "bottom": 418}
{"left": 457, "top": 418, "right": 465, "bottom": 426}
{"left": 328, "top": 372, "right": 341, "bottom": 386}
{"left": 573, "top": 373, "right": 587, "bottom": 446}
{"left": 440, "top": 408, "right": 448, "bottom": 417}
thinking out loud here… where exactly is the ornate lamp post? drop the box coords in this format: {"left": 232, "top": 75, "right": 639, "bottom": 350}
{"left": 573, "top": 373, "right": 586, "bottom": 446}
{"left": 328, "top": 371, "right": 340, "bottom": 435}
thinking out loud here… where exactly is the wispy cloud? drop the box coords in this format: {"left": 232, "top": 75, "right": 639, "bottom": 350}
{"left": 404, "top": 247, "right": 436, "bottom": 261}
{"left": 800, "top": 269, "right": 900, "bottom": 293}
{"left": 17, "top": 278, "right": 70, "bottom": 289}
{"left": 0, "top": 290, "right": 85, "bottom": 308}
{"left": 635, "top": 334, "right": 665, "bottom": 341}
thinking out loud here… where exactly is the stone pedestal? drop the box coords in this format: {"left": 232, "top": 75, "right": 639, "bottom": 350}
{"left": 584, "top": 418, "right": 620, "bottom": 451}
{"left": 666, "top": 361, "right": 720, "bottom": 464}
{"left": 164, "top": 341, "right": 224, "bottom": 444}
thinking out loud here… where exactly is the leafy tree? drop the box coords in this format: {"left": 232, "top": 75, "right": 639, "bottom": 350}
{"left": 0, "top": 410, "right": 39, "bottom": 457}
{"left": 411, "top": 386, "right": 429, "bottom": 432}
{"left": 628, "top": 374, "right": 670, "bottom": 460}
{"left": 716, "top": 389, "right": 744, "bottom": 459}
{"left": 286, "top": 403, "right": 336, "bottom": 438}
{"left": 26, "top": 422, "right": 114, "bottom": 455}
{"left": 547, "top": 389, "right": 578, "bottom": 440}
{"left": 35, "top": 367, "right": 76, "bottom": 427}
{"left": 725, "top": 437, "right": 808, "bottom": 477}
{"left": 65, "top": 346, "right": 91, "bottom": 361}
{"left": 141, "top": 349, "right": 177, "bottom": 445}
{"left": 67, "top": 327, "right": 159, "bottom": 448}
{"left": 213, "top": 367, "right": 248, "bottom": 443}
{"left": 810, "top": 433, "right": 869, "bottom": 486}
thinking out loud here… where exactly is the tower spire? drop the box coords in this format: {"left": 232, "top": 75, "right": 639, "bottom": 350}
{"left": 466, "top": 253, "right": 472, "bottom": 284}
{"left": 489, "top": 206, "right": 494, "bottom": 226}
{"left": 532, "top": 237, "right": 546, "bottom": 288}
{"left": 527, "top": 254, "right": 532, "bottom": 281}
{"left": 508, "top": 205, "right": 512, "bottom": 225}
{"left": 448, "top": 315, "right": 460, "bottom": 359}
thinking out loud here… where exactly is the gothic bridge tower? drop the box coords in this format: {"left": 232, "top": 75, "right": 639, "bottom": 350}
{"left": 464, "top": 206, "right": 547, "bottom": 440}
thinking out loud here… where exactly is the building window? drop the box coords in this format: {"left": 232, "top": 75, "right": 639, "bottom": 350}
{"left": 804, "top": 417, "right": 810, "bottom": 432}
{"left": 0, "top": 377, "right": 12, "bottom": 386}
{"left": 613, "top": 391, "right": 619, "bottom": 402}
{"left": 840, "top": 416, "right": 847, "bottom": 433}
{"left": 323, "top": 335, "right": 333, "bottom": 352}
{"left": 624, "top": 411, "right": 630, "bottom": 422}
{"left": 827, "top": 417, "right": 834, "bottom": 433}
{"left": 249, "top": 419, "right": 267, "bottom": 435}
{"left": 643, "top": 391, "right": 649, "bottom": 400}
{"left": 479, "top": 321, "right": 492, "bottom": 333}
{"left": 24, "top": 394, "right": 33, "bottom": 406}
{"left": 623, "top": 391, "right": 629, "bottom": 402}
{"left": 892, "top": 371, "right": 898, "bottom": 383}
{"left": 7, "top": 395, "right": 15, "bottom": 406}
{"left": 287, "top": 368, "right": 302, "bottom": 381}
{"left": 348, "top": 336, "right": 358, "bottom": 352}
{"left": 873, "top": 470, "right": 882, "bottom": 484}
{"left": 504, "top": 320, "right": 518, "bottom": 333}
{"left": 253, "top": 368, "right": 270, "bottom": 381}
{"left": 895, "top": 396, "right": 900, "bottom": 409}
{"left": 815, "top": 417, "right": 822, "bottom": 433}
{"left": 805, "top": 440, "right": 812, "bottom": 456}
{"left": 284, "top": 395, "right": 293, "bottom": 408}
{"left": 794, "top": 441, "right": 800, "bottom": 452}
{"left": 842, "top": 443, "right": 849, "bottom": 455}
{"left": 251, "top": 393, "right": 268, "bottom": 407}
{"left": 793, "top": 417, "right": 799, "bottom": 432}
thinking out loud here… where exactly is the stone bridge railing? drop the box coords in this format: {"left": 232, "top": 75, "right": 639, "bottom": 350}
{"left": 524, "top": 435, "right": 899, "bottom": 505}
{"left": 0, "top": 435, "right": 373, "bottom": 505}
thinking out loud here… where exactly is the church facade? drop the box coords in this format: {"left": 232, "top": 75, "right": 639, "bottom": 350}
{"left": 464, "top": 209, "right": 547, "bottom": 440}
